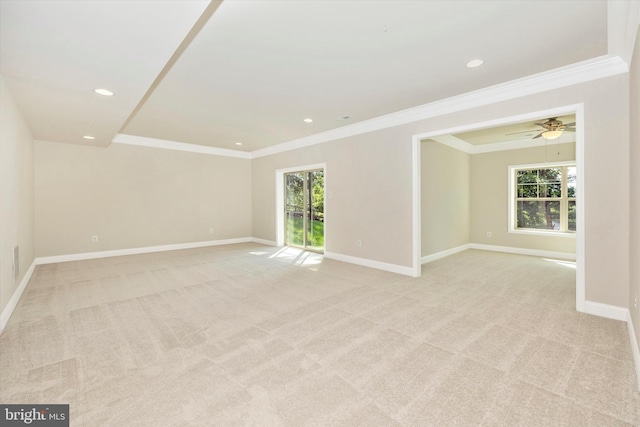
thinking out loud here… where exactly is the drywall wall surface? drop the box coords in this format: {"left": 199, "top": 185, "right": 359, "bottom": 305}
{"left": 422, "top": 140, "right": 470, "bottom": 256}
{"left": 252, "top": 126, "right": 414, "bottom": 268}
{"left": 470, "top": 143, "right": 577, "bottom": 254}
{"left": 0, "top": 76, "right": 35, "bottom": 314}
{"left": 628, "top": 29, "right": 640, "bottom": 364}
{"left": 35, "top": 141, "right": 252, "bottom": 257}
{"left": 253, "top": 73, "right": 629, "bottom": 306}
{"left": 407, "top": 74, "right": 629, "bottom": 307}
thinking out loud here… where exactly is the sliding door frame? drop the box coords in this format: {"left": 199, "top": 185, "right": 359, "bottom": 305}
{"left": 284, "top": 169, "right": 324, "bottom": 252}
{"left": 276, "top": 163, "right": 327, "bottom": 251}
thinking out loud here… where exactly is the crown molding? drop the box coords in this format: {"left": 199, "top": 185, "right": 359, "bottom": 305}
{"left": 608, "top": 0, "right": 640, "bottom": 67}
{"left": 110, "top": 55, "right": 626, "bottom": 160}
{"left": 251, "top": 55, "right": 627, "bottom": 159}
{"left": 34, "top": 139, "right": 111, "bottom": 149}
{"left": 429, "top": 135, "right": 474, "bottom": 153}
{"left": 472, "top": 136, "right": 575, "bottom": 154}
{"left": 112, "top": 133, "right": 251, "bottom": 159}
{"left": 431, "top": 135, "right": 576, "bottom": 155}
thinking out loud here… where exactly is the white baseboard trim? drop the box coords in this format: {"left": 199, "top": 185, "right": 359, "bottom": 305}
{"left": 468, "top": 243, "right": 576, "bottom": 261}
{"left": 324, "top": 251, "right": 414, "bottom": 276}
{"left": 35, "top": 237, "right": 255, "bottom": 265}
{"left": 627, "top": 311, "right": 640, "bottom": 391}
{"left": 0, "top": 259, "right": 36, "bottom": 334}
{"left": 421, "top": 244, "right": 471, "bottom": 264}
{"left": 583, "top": 300, "right": 628, "bottom": 322}
{"left": 252, "top": 238, "right": 278, "bottom": 246}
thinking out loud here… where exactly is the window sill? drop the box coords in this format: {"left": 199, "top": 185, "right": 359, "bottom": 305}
{"left": 508, "top": 229, "right": 576, "bottom": 238}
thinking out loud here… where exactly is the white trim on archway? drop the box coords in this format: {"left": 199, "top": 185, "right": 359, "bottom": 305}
{"left": 411, "top": 103, "right": 585, "bottom": 312}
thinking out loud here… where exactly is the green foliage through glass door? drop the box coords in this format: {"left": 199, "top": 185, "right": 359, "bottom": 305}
{"left": 285, "top": 169, "right": 324, "bottom": 251}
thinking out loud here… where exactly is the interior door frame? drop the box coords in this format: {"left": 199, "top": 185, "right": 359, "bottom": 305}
{"left": 276, "top": 163, "right": 327, "bottom": 250}
{"left": 411, "top": 104, "right": 584, "bottom": 311}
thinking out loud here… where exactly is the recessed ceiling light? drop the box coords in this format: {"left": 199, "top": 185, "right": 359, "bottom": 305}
{"left": 93, "top": 88, "right": 114, "bottom": 96}
{"left": 235, "top": 142, "right": 243, "bottom": 146}
{"left": 83, "top": 135, "right": 95, "bottom": 140}
{"left": 466, "top": 59, "right": 484, "bottom": 68}
{"left": 304, "top": 118, "right": 313, "bottom": 123}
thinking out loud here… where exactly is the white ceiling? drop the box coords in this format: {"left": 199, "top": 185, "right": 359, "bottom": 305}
{"left": 0, "top": 0, "right": 210, "bottom": 147}
{"left": 0, "top": 0, "right": 619, "bottom": 152}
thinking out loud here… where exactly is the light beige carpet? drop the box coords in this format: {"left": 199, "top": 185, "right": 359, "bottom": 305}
{"left": 1, "top": 244, "right": 638, "bottom": 426}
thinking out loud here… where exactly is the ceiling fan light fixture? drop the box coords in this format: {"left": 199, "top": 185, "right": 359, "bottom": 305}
{"left": 542, "top": 130, "right": 563, "bottom": 140}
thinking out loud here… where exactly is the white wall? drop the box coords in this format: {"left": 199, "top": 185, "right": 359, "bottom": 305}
{"left": 629, "top": 29, "right": 640, "bottom": 364}
{"left": 470, "top": 143, "right": 576, "bottom": 254}
{"left": 32, "top": 71, "right": 624, "bottom": 308}
{"left": 4, "top": 56, "right": 630, "bottom": 315}
{"left": 252, "top": 73, "right": 629, "bottom": 308}
{"left": 421, "top": 140, "right": 577, "bottom": 258}
{"left": 411, "top": 75, "right": 629, "bottom": 307}
{"left": 421, "top": 140, "right": 469, "bottom": 257}
{"left": 252, "top": 126, "right": 414, "bottom": 269}
{"left": 35, "top": 141, "right": 252, "bottom": 257}
{"left": 0, "top": 76, "right": 35, "bottom": 315}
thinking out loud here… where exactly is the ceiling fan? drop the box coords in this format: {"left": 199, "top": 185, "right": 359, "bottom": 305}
{"left": 506, "top": 117, "right": 576, "bottom": 140}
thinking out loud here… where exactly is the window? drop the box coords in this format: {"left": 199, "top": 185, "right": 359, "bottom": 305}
{"left": 509, "top": 163, "right": 576, "bottom": 235}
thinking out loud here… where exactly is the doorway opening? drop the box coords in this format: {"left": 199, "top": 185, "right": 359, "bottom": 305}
{"left": 284, "top": 168, "right": 324, "bottom": 253}
{"left": 412, "top": 104, "right": 584, "bottom": 311}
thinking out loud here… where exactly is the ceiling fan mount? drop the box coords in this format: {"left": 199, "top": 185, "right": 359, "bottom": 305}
{"left": 507, "top": 117, "right": 576, "bottom": 140}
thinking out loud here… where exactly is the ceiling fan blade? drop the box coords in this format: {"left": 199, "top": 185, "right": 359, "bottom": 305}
{"left": 563, "top": 122, "right": 576, "bottom": 127}
{"left": 532, "top": 132, "right": 544, "bottom": 139}
{"left": 533, "top": 122, "right": 547, "bottom": 127}
{"left": 505, "top": 129, "right": 538, "bottom": 136}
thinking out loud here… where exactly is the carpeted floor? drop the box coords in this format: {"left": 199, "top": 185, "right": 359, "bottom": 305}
{"left": 1, "top": 244, "right": 638, "bottom": 426}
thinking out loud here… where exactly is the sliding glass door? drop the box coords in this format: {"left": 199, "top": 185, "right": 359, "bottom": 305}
{"left": 285, "top": 169, "right": 324, "bottom": 252}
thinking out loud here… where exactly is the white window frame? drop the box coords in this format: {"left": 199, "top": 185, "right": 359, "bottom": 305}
{"left": 508, "top": 161, "right": 576, "bottom": 238}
